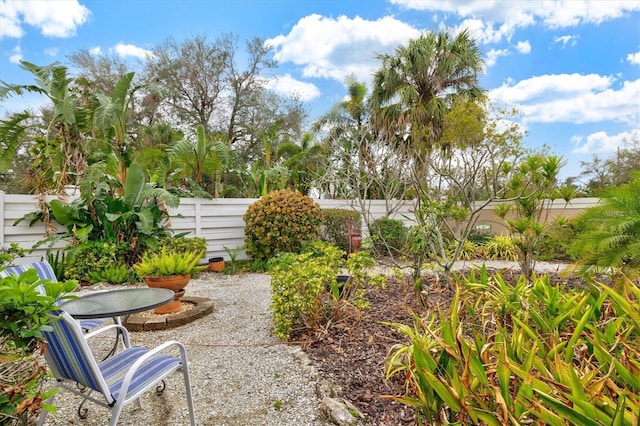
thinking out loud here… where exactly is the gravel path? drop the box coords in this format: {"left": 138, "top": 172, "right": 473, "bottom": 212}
{"left": 41, "top": 272, "right": 332, "bottom": 426}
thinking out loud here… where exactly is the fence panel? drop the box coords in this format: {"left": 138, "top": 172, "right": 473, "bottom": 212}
{"left": 0, "top": 192, "right": 598, "bottom": 266}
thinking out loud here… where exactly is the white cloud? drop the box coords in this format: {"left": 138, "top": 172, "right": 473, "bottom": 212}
{"left": 391, "top": 1, "right": 640, "bottom": 42}
{"left": 264, "top": 74, "right": 320, "bottom": 102}
{"left": 515, "top": 40, "right": 531, "bottom": 54}
{"left": 485, "top": 48, "right": 509, "bottom": 67}
{"left": 553, "top": 35, "right": 579, "bottom": 49}
{"left": 112, "top": 43, "right": 153, "bottom": 60}
{"left": 490, "top": 74, "right": 640, "bottom": 125}
{"left": 0, "top": 0, "right": 90, "bottom": 39}
{"left": 627, "top": 51, "right": 640, "bottom": 65}
{"left": 572, "top": 130, "right": 637, "bottom": 153}
{"left": 9, "top": 45, "right": 22, "bottom": 64}
{"left": 44, "top": 47, "right": 58, "bottom": 57}
{"left": 89, "top": 46, "right": 102, "bottom": 55}
{"left": 266, "top": 14, "right": 421, "bottom": 84}
{"left": 455, "top": 18, "right": 519, "bottom": 44}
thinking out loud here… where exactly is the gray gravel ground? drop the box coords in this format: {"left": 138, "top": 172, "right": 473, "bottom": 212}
{"left": 41, "top": 272, "right": 332, "bottom": 426}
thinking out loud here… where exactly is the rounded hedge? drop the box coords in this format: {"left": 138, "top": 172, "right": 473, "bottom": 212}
{"left": 243, "top": 189, "right": 321, "bottom": 261}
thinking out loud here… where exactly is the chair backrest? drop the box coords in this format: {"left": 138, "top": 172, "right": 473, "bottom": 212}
{"left": 0, "top": 260, "right": 58, "bottom": 282}
{"left": 42, "top": 311, "right": 115, "bottom": 404}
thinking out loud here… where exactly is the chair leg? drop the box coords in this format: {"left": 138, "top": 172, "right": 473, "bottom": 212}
{"left": 182, "top": 365, "right": 196, "bottom": 426}
{"left": 109, "top": 403, "right": 124, "bottom": 426}
{"left": 36, "top": 388, "right": 58, "bottom": 426}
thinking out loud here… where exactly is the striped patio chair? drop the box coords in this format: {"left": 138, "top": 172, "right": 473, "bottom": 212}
{"left": 0, "top": 260, "right": 107, "bottom": 332}
{"left": 37, "top": 311, "right": 196, "bottom": 426}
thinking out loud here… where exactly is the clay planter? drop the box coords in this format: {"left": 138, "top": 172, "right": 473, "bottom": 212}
{"left": 208, "top": 257, "right": 225, "bottom": 272}
{"left": 144, "top": 274, "right": 190, "bottom": 314}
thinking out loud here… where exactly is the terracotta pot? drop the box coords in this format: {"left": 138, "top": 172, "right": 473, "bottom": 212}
{"left": 350, "top": 234, "right": 362, "bottom": 253}
{"left": 208, "top": 257, "right": 225, "bottom": 272}
{"left": 144, "top": 274, "right": 190, "bottom": 314}
{"left": 144, "top": 274, "right": 190, "bottom": 291}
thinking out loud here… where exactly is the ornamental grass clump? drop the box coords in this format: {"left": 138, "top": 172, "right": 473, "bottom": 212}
{"left": 384, "top": 266, "right": 640, "bottom": 425}
{"left": 243, "top": 189, "right": 321, "bottom": 262}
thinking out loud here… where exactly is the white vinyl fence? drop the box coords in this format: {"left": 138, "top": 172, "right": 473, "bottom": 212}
{"left": 0, "top": 192, "right": 597, "bottom": 266}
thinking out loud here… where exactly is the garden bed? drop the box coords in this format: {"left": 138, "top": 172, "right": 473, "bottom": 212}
{"left": 297, "top": 268, "right": 590, "bottom": 425}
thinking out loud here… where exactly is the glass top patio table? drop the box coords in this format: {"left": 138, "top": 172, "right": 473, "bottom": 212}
{"left": 60, "top": 287, "right": 174, "bottom": 319}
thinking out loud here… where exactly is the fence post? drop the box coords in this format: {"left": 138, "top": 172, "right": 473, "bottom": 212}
{"left": 0, "top": 191, "right": 4, "bottom": 249}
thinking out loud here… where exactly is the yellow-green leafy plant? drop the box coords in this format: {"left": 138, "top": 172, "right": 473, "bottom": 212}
{"left": 483, "top": 234, "right": 518, "bottom": 261}
{"left": 268, "top": 241, "right": 383, "bottom": 339}
{"left": 384, "top": 267, "right": 640, "bottom": 425}
{"left": 243, "top": 189, "right": 321, "bottom": 262}
{"left": 448, "top": 239, "right": 477, "bottom": 260}
{"left": 133, "top": 249, "right": 206, "bottom": 278}
{"left": 87, "top": 264, "right": 133, "bottom": 284}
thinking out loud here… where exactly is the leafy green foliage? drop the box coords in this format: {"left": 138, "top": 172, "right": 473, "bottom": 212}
{"left": 368, "top": 217, "right": 408, "bottom": 256}
{"left": 0, "top": 269, "right": 76, "bottom": 350}
{"left": 268, "top": 241, "right": 383, "bottom": 339}
{"left": 385, "top": 268, "right": 640, "bottom": 425}
{"left": 154, "top": 236, "right": 207, "bottom": 256}
{"left": 64, "top": 240, "right": 130, "bottom": 283}
{"left": 0, "top": 270, "right": 75, "bottom": 424}
{"left": 573, "top": 172, "right": 640, "bottom": 280}
{"left": 0, "top": 243, "right": 25, "bottom": 268}
{"left": 483, "top": 234, "right": 518, "bottom": 261}
{"left": 87, "top": 264, "right": 133, "bottom": 284}
{"left": 449, "top": 240, "right": 477, "bottom": 260}
{"left": 243, "top": 189, "right": 321, "bottom": 261}
{"left": 20, "top": 162, "right": 179, "bottom": 266}
{"left": 496, "top": 154, "right": 578, "bottom": 280}
{"left": 318, "top": 208, "right": 362, "bottom": 251}
{"left": 133, "top": 248, "right": 206, "bottom": 278}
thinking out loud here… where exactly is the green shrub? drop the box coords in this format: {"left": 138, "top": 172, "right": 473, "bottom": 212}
{"left": 154, "top": 236, "right": 207, "bottom": 257}
{"left": 243, "top": 189, "right": 321, "bottom": 261}
{"left": 483, "top": 235, "right": 518, "bottom": 261}
{"left": 87, "top": 264, "right": 133, "bottom": 284}
{"left": 0, "top": 270, "right": 76, "bottom": 424}
{"left": 536, "top": 216, "right": 582, "bottom": 261}
{"left": 368, "top": 217, "right": 408, "bottom": 255}
{"left": 268, "top": 241, "right": 383, "bottom": 339}
{"left": 64, "top": 240, "right": 130, "bottom": 282}
{"left": 448, "top": 240, "right": 478, "bottom": 260}
{"left": 319, "top": 208, "right": 361, "bottom": 251}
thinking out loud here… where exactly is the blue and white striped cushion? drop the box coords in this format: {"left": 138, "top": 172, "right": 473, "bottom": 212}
{"left": 42, "top": 313, "right": 103, "bottom": 392}
{"left": 0, "top": 261, "right": 58, "bottom": 281}
{"left": 100, "top": 348, "right": 182, "bottom": 400}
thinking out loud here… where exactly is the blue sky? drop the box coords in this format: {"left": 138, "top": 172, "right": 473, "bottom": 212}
{"left": 1, "top": 0, "right": 639, "bottom": 181}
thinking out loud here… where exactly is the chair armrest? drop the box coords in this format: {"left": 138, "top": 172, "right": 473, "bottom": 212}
{"left": 83, "top": 323, "right": 131, "bottom": 348}
{"left": 118, "top": 340, "right": 188, "bottom": 402}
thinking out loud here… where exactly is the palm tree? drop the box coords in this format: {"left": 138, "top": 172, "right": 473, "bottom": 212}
{"left": 313, "top": 77, "right": 384, "bottom": 198}
{"left": 370, "top": 29, "right": 486, "bottom": 152}
{"left": 574, "top": 172, "right": 640, "bottom": 280}
{"left": 275, "top": 132, "right": 325, "bottom": 195}
{"left": 167, "top": 124, "right": 230, "bottom": 197}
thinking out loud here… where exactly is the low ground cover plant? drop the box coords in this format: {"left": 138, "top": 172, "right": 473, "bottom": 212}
{"left": 385, "top": 266, "right": 640, "bottom": 425}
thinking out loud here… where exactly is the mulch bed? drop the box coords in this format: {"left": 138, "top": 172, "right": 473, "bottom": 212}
{"left": 296, "top": 269, "right": 588, "bottom": 425}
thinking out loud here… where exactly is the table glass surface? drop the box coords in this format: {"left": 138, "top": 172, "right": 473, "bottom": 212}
{"left": 60, "top": 288, "right": 174, "bottom": 319}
